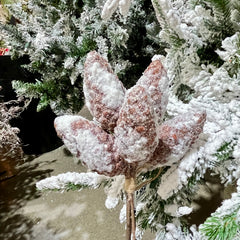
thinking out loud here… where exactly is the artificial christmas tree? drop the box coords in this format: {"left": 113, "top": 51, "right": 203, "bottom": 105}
{"left": 0, "top": 0, "right": 160, "bottom": 113}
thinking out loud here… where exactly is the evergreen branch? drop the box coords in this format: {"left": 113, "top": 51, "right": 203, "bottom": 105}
{"left": 200, "top": 192, "right": 240, "bottom": 240}
{"left": 201, "top": 0, "right": 235, "bottom": 38}
{"left": 36, "top": 172, "right": 109, "bottom": 192}
{"left": 214, "top": 141, "right": 236, "bottom": 164}
{"left": 151, "top": 0, "right": 185, "bottom": 49}
{"left": 200, "top": 213, "right": 240, "bottom": 240}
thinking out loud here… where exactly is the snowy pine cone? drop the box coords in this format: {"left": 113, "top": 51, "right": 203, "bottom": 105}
{"left": 54, "top": 51, "right": 206, "bottom": 177}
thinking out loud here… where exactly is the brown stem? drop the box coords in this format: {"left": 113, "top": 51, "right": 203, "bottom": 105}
{"left": 125, "top": 176, "right": 136, "bottom": 240}
{"left": 126, "top": 192, "right": 132, "bottom": 240}
{"left": 124, "top": 167, "right": 162, "bottom": 239}
{"left": 135, "top": 167, "right": 162, "bottom": 191}
{"left": 130, "top": 193, "right": 136, "bottom": 240}
{"left": 126, "top": 192, "right": 136, "bottom": 240}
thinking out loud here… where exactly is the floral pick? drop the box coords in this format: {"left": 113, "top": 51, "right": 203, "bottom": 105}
{"left": 55, "top": 50, "right": 206, "bottom": 177}
{"left": 54, "top": 51, "right": 206, "bottom": 239}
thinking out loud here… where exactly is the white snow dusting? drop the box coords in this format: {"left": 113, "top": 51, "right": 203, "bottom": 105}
{"left": 75, "top": 128, "right": 114, "bottom": 173}
{"left": 86, "top": 61, "right": 125, "bottom": 109}
{"left": 36, "top": 172, "right": 107, "bottom": 190}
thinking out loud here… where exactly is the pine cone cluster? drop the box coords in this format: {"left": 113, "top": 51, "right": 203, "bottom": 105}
{"left": 54, "top": 51, "right": 206, "bottom": 177}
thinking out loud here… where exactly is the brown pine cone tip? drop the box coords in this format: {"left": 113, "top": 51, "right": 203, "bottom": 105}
{"left": 114, "top": 85, "right": 158, "bottom": 165}
{"left": 83, "top": 51, "right": 126, "bottom": 132}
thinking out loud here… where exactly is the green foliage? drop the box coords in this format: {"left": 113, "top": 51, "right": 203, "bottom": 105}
{"left": 12, "top": 78, "right": 84, "bottom": 112}
{"left": 214, "top": 141, "right": 235, "bottom": 163}
{"left": 201, "top": 213, "right": 240, "bottom": 240}
{"left": 151, "top": 0, "right": 185, "bottom": 49}
{"left": 201, "top": 0, "right": 236, "bottom": 40}
{"left": 2, "top": 0, "right": 161, "bottom": 113}
{"left": 136, "top": 168, "right": 172, "bottom": 231}
{"left": 225, "top": 34, "right": 240, "bottom": 77}
{"left": 195, "top": 0, "right": 240, "bottom": 67}
{"left": 136, "top": 167, "right": 200, "bottom": 232}
{"left": 65, "top": 182, "right": 89, "bottom": 191}
{"left": 0, "top": 39, "right": 5, "bottom": 47}
{"left": 197, "top": 43, "right": 224, "bottom": 67}
{"left": 176, "top": 84, "right": 195, "bottom": 104}
{"left": 68, "top": 37, "right": 97, "bottom": 58}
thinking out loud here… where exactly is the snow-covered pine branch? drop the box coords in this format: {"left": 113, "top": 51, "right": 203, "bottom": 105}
{"left": 36, "top": 172, "right": 108, "bottom": 191}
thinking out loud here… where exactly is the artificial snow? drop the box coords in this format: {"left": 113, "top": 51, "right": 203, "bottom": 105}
{"left": 36, "top": 172, "right": 107, "bottom": 190}
{"left": 114, "top": 85, "right": 158, "bottom": 164}
{"left": 105, "top": 175, "right": 125, "bottom": 209}
{"left": 119, "top": 204, "right": 126, "bottom": 223}
{"left": 75, "top": 128, "right": 114, "bottom": 173}
{"left": 101, "top": 0, "right": 132, "bottom": 19}
{"left": 54, "top": 115, "right": 83, "bottom": 156}
{"left": 85, "top": 61, "right": 125, "bottom": 110}
{"left": 101, "top": 0, "right": 120, "bottom": 20}
{"left": 177, "top": 206, "right": 193, "bottom": 216}
{"left": 105, "top": 196, "right": 119, "bottom": 209}
{"left": 157, "top": 165, "right": 181, "bottom": 200}
{"left": 54, "top": 115, "right": 124, "bottom": 176}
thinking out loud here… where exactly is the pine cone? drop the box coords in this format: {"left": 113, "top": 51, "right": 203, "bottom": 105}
{"left": 114, "top": 85, "right": 158, "bottom": 165}
{"left": 55, "top": 115, "right": 127, "bottom": 177}
{"left": 148, "top": 111, "right": 206, "bottom": 167}
{"left": 137, "top": 59, "right": 169, "bottom": 124}
{"left": 55, "top": 51, "right": 206, "bottom": 178}
{"left": 83, "top": 51, "right": 126, "bottom": 132}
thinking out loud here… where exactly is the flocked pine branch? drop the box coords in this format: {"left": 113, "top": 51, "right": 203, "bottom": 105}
{"left": 1, "top": 0, "right": 161, "bottom": 113}
{"left": 101, "top": 0, "right": 132, "bottom": 19}
{"left": 36, "top": 172, "right": 108, "bottom": 191}
{"left": 200, "top": 179, "right": 240, "bottom": 240}
{"left": 149, "top": 1, "right": 240, "bottom": 238}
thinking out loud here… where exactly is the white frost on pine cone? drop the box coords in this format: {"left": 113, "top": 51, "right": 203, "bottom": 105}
{"left": 114, "top": 85, "right": 158, "bottom": 164}
{"left": 36, "top": 172, "right": 107, "bottom": 190}
{"left": 84, "top": 61, "right": 125, "bottom": 110}
{"left": 101, "top": 0, "right": 131, "bottom": 20}
{"left": 54, "top": 115, "right": 83, "bottom": 156}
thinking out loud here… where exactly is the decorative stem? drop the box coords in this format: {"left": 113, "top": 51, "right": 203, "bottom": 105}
{"left": 124, "top": 168, "right": 162, "bottom": 239}
{"left": 126, "top": 192, "right": 132, "bottom": 240}
{"left": 125, "top": 177, "right": 136, "bottom": 240}
{"left": 130, "top": 193, "right": 136, "bottom": 240}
